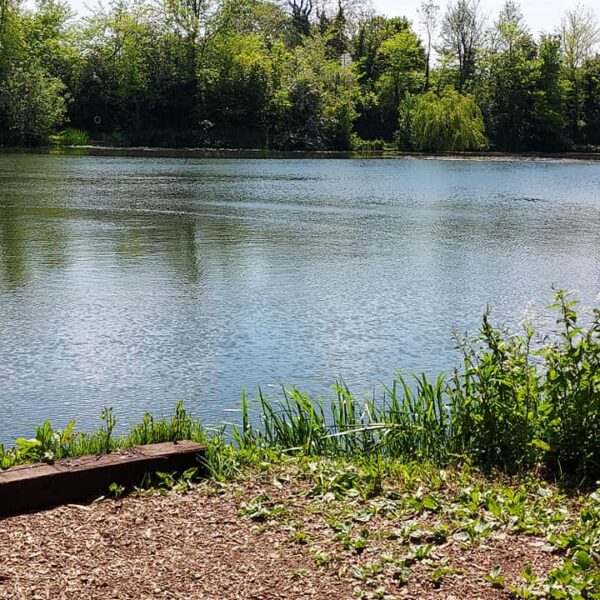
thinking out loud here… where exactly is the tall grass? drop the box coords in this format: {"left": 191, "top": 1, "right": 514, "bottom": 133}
{"left": 50, "top": 128, "right": 90, "bottom": 146}
{"left": 2, "top": 291, "right": 600, "bottom": 483}
{"left": 235, "top": 290, "right": 600, "bottom": 482}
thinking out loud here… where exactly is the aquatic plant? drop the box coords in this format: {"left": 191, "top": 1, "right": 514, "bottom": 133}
{"left": 236, "top": 290, "right": 600, "bottom": 482}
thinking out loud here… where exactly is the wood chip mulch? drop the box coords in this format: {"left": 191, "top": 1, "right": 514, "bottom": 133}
{"left": 0, "top": 478, "right": 559, "bottom": 600}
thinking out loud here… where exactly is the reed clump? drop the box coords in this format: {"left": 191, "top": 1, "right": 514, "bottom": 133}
{"left": 49, "top": 128, "right": 90, "bottom": 146}
{"left": 233, "top": 290, "right": 600, "bottom": 484}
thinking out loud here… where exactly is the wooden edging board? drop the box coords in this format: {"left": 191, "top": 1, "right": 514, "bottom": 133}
{"left": 0, "top": 440, "right": 206, "bottom": 517}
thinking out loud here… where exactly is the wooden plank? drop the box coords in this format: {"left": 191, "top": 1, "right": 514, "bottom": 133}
{"left": 0, "top": 441, "right": 205, "bottom": 517}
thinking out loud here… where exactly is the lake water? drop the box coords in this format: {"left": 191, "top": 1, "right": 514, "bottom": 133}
{"left": 1, "top": 153, "right": 600, "bottom": 443}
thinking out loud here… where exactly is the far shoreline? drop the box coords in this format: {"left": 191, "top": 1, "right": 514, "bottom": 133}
{"left": 2, "top": 145, "right": 600, "bottom": 162}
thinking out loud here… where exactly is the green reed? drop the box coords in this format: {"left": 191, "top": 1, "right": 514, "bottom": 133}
{"left": 50, "top": 128, "right": 91, "bottom": 146}
{"left": 236, "top": 290, "right": 600, "bottom": 482}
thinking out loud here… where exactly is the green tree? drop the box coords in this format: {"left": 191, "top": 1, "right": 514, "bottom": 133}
{"left": 69, "top": 1, "right": 155, "bottom": 141}
{"left": 399, "top": 86, "right": 488, "bottom": 151}
{"left": 375, "top": 29, "right": 425, "bottom": 136}
{"left": 285, "top": 0, "right": 312, "bottom": 46}
{"left": 0, "top": 62, "right": 66, "bottom": 143}
{"left": 418, "top": 0, "right": 440, "bottom": 90}
{"left": 479, "top": 0, "right": 540, "bottom": 150}
{"left": 273, "top": 33, "right": 361, "bottom": 149}
{"left": 531, "top": 35, "right": 568, "bottom": 150}
{"left": 199, "top": 32, "right": 285, "bottom": 147}
{"left": 440, "top": 0, "right": 485, "bottom": 91}
{"left": 0, "top": 0, "right": 21, "bottom": 78}
{"left": 581, "top": 56, "right": 600, "bottom": 145}
{"left": 0, "top": 0, "right": 70, "bottom": 144}
{"left": 558, "top": 4, "right": 600, "bottom": 143}
{"left": 351, "top": 15, "right": 414, "bottom": 139}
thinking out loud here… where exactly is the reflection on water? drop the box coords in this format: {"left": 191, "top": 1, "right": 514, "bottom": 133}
{"left": 1, "top": 154, "right": 600, "bottom": 442}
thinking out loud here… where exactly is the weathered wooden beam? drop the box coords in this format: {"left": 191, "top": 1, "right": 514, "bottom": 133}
{"left": 0, "top": 441, "right": 206, "bottom": 517}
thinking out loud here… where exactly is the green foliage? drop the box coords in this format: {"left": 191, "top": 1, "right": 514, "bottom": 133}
{"left": 50, "top": 128, "right": 90, "bottom": 146}
{"left": 481, "top": 21, "right": 537, "bottom": 148}
{"left": 0, "top": 61, "right": 66, "bottom": 144}
{"left": 0, "top": 0, "right": 595, "bottom": 151}
{"left": 108, "top": 482, "right": 126, "bottom": 498}
{"left": 485, "top": 565, "right": 505, "bottom": 588}
{"left": 6, "top": 399, "right": 600, "bottom": 596}
{"left": 399, "top": 86, "right": 488, "bottom": 151}
{"left": 351, "top": 136, "right": 386, "bottom": 153}
{"left": 0, "top": 0, "right": 73, "bottom": 145}
{"left": 532, "top": 36, "right": 569, "bottom": 150}
{"left": 233, "top": 290, "right": 600, "bottom": 483}
{"left": 10, "top": 419, "right": 77, "bottom": 464}
{"left": 581, "top": 57, "right": 600, "bottom": 146}
{"left": 270, "top": 35, "right": 361, "bottom": 150}
{"left": 0, "top": 401, "right": 207, "bottom": 470}
{"left": 375, "top": 29, "right": 425, "bottom": 134}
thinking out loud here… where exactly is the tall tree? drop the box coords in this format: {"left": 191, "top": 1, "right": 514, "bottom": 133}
{"left": 375, "top": 28, "right": 425, "bottom": 135}
{"left": 481, "top": 0, "right": 539, "bottom": 150}
{"left": 440, "top": 0, "right": 485, "bottom": 91}
{"left": 531, "top": 35, "right": 568, "bottom": 150}
{"left": 580, "top": 57, "right": 600, "bottom": 145}
{"left": 286, "top": 0, "right": 312, "bottom": 44}
{"left": 418, "top": 0, "right": 439, "bottom": 90}
{"left": 558, "top": 3, "right": 600, "bottom": 142}
{"left": 559, "top": 4, "right": 600, "bottom": 73}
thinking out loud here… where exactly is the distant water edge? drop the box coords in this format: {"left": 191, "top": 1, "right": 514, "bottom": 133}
{"left": 1, "top": 145, "right": 600, "bottom": 161}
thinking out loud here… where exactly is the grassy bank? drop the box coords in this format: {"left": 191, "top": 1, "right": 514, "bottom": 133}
{"left": 2, "top": 290, "right": 600, "bottom": 597}
{"left": 3, "top": 290, "right": 600, "bottom": 483}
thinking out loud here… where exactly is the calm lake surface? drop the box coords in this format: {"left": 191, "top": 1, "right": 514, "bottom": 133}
{"left": 1, "top": 153, "right": 600, "bottom": 443}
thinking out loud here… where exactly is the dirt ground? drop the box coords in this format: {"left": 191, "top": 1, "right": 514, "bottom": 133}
{"left": 0, "top": 474, "right": 560, "bottom": 600}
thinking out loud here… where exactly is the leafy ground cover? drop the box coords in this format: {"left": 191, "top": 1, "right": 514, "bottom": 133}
{"left": 1, "top": 455, "right": 599, "bottom": 599}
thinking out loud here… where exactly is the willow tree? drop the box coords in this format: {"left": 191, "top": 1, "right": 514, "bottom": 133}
{"left": 405, "top": 86, "right": 488, "bottom": 151}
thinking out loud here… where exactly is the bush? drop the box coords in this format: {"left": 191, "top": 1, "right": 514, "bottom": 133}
{"left": 0, "top": 62, "right": 67, "bottom": 145}
{"left": 237, "top": 290, "right": 600, "bottom": 483}
{"left": 351, "top": 136, "right": 387, "bottom": 152}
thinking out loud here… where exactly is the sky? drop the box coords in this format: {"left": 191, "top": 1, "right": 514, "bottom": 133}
{"left": 373, "top": 0, "right": 591, "bottom": 37}
{"left": 65, "top": 0, "right": 593, "bottom": 37}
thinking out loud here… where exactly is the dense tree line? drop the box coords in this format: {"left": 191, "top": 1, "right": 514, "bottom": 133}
{"left": 0, "top": 0, "right": 599, "bottom": 151}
